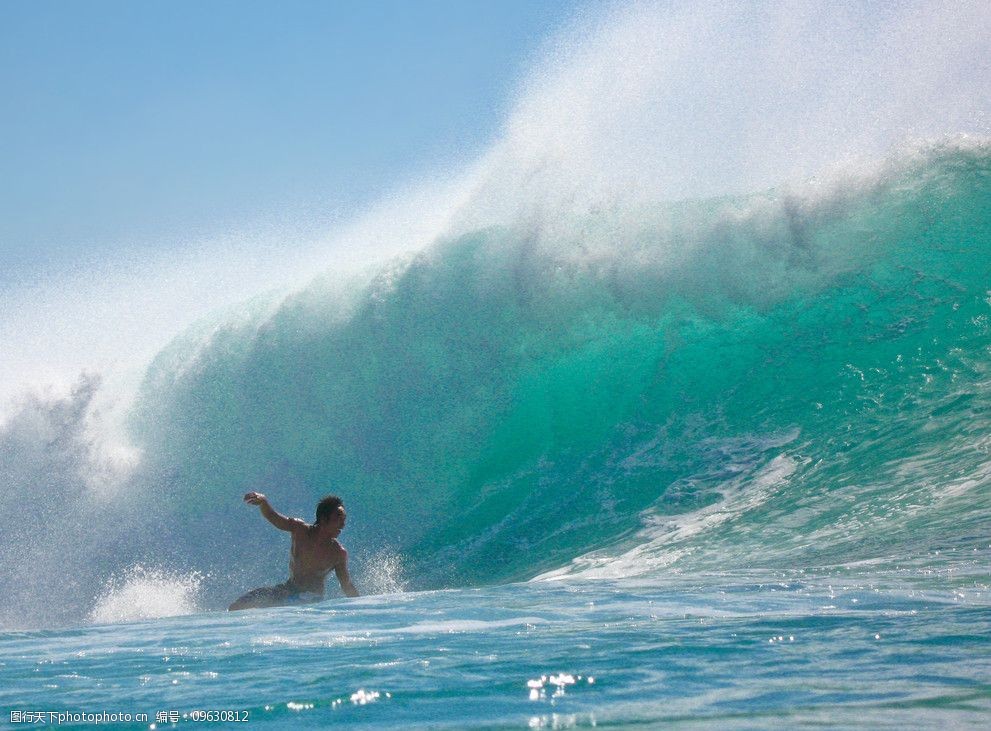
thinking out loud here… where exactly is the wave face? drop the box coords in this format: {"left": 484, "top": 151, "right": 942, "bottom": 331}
{"left": 122, "top": 144, "right": 991, "bottom": 594}
{"left": 2, "top": 143, "right": 988, "bottom": 627}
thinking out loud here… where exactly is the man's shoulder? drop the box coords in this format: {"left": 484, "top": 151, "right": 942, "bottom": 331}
{"left": 287, "top": 518, "right": 309, "bottom": 533}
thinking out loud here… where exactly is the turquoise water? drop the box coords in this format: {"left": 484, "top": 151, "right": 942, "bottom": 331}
{"left": 2, "top": 143, "right": 991, "bottom": 726}
{"left": 2, "top": 570, "right": 990, "bottom": 729}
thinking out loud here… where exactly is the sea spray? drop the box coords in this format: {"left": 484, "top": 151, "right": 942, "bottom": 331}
{"left": 89, "top": 565, "right": 203, "bottom": 624}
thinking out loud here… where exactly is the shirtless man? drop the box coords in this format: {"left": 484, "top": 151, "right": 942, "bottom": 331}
{"left": 228, "top": 493, "right": 359, "bottom": 611}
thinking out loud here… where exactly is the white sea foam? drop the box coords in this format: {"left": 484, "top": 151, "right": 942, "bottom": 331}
{"left": 88, "top": 565, "right": 202, "bottom": 624}
{"left": 535, "top": 451, "right": 801, "bottom": 581}
{"left": 386, "top": 617, "right": 547, "bottom": 635}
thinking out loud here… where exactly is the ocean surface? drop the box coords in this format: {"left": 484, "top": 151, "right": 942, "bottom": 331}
{"left": 2, "top": 3, "right": 991, "bottom": 728}
{"left": 2, "top": 568, "right": 991, "bottom": 728}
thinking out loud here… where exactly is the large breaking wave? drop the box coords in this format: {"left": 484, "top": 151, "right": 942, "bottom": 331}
{"left": 2, "top": 1, "right": 989, "bottom": 628}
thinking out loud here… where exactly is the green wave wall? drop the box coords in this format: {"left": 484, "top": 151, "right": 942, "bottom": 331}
{"left": 131, "top": 143, "right": 991, "bottom": 588}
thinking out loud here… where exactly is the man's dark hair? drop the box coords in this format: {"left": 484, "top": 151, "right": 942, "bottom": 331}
{"left": 316, "top": 494, "right": 344, "bottom": 524}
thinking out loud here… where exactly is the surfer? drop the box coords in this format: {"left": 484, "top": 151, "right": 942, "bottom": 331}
{"left": 228, "top": 492, "right": 359, "bottom": 610}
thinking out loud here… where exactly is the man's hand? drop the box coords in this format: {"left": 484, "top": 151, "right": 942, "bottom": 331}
{"left": 243, "top": 492, "right": 301, "bottom": 532}
{"left": 335, "top": 551, "right": 359, "bottom": 597}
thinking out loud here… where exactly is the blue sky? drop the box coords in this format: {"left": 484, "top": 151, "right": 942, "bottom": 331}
{"left": 0, "top": 0, "right": 579, "bottom": 277}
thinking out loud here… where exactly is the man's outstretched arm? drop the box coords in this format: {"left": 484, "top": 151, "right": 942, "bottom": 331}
{"left": 243, "top": 492, "right": 304, "bottom": 532}
{"left": 335, "top": 553, "right": 359, "bottom": 597}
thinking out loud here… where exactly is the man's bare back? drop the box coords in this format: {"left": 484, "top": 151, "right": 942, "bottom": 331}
{"left": 229, "top": 493, "right": 358, "bottom": 611}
